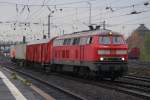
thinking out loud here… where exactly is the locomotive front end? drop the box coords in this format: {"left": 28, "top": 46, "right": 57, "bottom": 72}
{"left": 96, "top": 32, "right": 128, "bottom": 80}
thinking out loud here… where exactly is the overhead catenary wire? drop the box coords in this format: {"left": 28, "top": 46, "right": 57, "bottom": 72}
{"left": 0, "top": 0, "right": 150, "bottom": 41}
{"left": 1, "top": 0, "right": 148, "bottom": 23}
{"left": 70, "top": 1, "right": 150, "bottom": 23}
{"left": 48, "top": 0, "right": 148, "bottom": 26}
{"left": 96, "top": 14, "right": 150, "bottom": 29}
{"left": 0, "top": 0, "right": 93, "bottom": 6}
{"left": 25, "top": 0, "right": 53, "bottom": 21}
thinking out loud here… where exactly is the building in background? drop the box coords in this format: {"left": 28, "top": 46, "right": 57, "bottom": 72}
{"left": 127, "top": 24, "right": 150, "bottom": 60}
{"left": 127, "top": 24, "right": 150, "bottom": 50}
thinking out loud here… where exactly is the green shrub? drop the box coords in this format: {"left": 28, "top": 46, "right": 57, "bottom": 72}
{"left": 141, "top": 33, "right": 150, "bottom": 61}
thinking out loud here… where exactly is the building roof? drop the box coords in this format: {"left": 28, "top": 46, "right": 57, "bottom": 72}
{"left": 134, "top": 24, "right": 150, "bottom": 32}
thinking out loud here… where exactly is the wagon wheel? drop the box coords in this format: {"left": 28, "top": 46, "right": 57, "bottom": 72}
{"left": 73, "top": 66, "right": 79, "bottom": 76}
{"left": 51, "top": 65, "right": 57, "bottom": 72}
{"left": 56, "top": 65, "right": 63, "bottom": 72}
{"left": 44, "top": 65, "right": 51, "bottom": 74}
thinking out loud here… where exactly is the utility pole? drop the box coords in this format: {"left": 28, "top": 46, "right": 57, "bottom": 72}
{"left": 87, "top": 1, "right": 92, "bottom": 25}
{"left": 48, "top": 14, "right": 51, "bottom": 38}
{"left": 47, "top": 8, "right": 62, "bottom": 38}
{"left": 43, "top": 23, "right": 46, "bottom": 39}
{"left": 103, "top": 21, "right": 106, "bottom": 30}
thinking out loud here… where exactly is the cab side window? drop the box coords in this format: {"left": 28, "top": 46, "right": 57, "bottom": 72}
{"left": 54, "top": 39, "right": 63, "bottom": 46}
{"left": 63, "top": 38, "right": 72, "bottom": 45}
{"left": 73, "top": 38, "right": 80, "bottom": 45}
{"left": 86, "top": 37, "right": 92, "bottom": 44}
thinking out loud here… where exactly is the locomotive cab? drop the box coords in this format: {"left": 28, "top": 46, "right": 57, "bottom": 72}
{"left": 95, "top": 32, "right": 128, "bottom": 80}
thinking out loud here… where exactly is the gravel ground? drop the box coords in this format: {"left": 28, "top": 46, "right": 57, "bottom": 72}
{"left": 8, "top": 65, "right": 146, "bottom": 100}
{"left": 22, "top": 75, "right": 79, "bottom": 100}
{"left": 128, "top": 61, "right": 150, "bottom": 77}
{"left": 0, "top": 57, "right": 149, "bottom": 100}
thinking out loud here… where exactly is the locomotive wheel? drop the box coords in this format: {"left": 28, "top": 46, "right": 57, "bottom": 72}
{"left": 84, "top": 67, "right": 90, "bottom": 79}
{"left": 96, "top": 71, "right": 104, "bottom": 80}
{"left": 78, "top": 67, "right": 85, "bottom": 77}
{"left": 79, "top": 67, "right": 90, "bottom": 79}
{"left": 110, "top": 72, "right": 116, "bottom": 81}
{"left": 110, "top": 76, "right": 115, "bottom": 81}
{"left": 96, "top": 67, "right": 104, "bottom": 80}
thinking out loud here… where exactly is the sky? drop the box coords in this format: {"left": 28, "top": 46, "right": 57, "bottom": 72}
{"left": 0, "top": 0, "right": 149, "bottom": 42}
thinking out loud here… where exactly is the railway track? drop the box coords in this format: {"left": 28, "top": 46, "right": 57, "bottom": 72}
{"left": 123, "top": 75, "right": 150, "bottom": 83}
{"left": 2, "top": 63, "right": 150, "bottom": 100}
{"left": 2, "top": 65, "right": 86, "bottom": 100}
{"left": 129, "top": 60, "right": 150, "bottom": 67}
{"left": 52, "top": 73, "right": 150, "bottom": 99}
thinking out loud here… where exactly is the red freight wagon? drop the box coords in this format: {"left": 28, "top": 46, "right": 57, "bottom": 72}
{"left": 26, "top": 39, "right": 53, "bottom": 64}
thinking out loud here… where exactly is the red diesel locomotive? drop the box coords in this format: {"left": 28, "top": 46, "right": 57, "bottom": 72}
{"left": 11, "top": 29, "right": 128, "bottom": 80}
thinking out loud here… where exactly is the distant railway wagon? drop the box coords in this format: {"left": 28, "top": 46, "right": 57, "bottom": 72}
{"left": 10, "top": 44, "right": 26, "bottom": 63}
{"left": 128, "top": 47, "right": 140, "bottom": 59}
{"left": 10, "top": 29, "right": 128, "bottom": 80}
{"left": 10, "top": 45, "right": 15, "bottom": 59}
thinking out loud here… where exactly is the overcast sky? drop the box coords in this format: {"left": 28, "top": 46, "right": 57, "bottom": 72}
{"left": 0, "top": 0, "right": 149, "bottom": 41}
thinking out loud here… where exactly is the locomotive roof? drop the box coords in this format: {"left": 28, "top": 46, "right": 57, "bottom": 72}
{"left": 27, "top": 38, "right": 51, "bottom": 45}
{"left": 27, "top": 29, "right": 122, "bottom": 45}
{"left": 56, "top": 29, "right": 121, "bottom": 40}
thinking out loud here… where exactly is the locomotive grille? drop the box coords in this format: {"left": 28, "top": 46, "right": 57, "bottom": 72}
{"left": 103, "top": 57, "right": 122, "bottom": 61}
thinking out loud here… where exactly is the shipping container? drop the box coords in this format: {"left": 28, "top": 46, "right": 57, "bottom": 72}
{"left": 14, "top": 44, "right": 26, "bottom": 60}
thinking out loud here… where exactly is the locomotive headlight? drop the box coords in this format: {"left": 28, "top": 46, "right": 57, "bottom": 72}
{"left": 121, "top": 57, "right": 125, "bottom": 61}
{"left": 98, "top": 50, "right": 110, "bottom": 55}
{"left": 100, "top": 57, "right": 104, "bottom": 61}
{"left": 116, "top": 50, "right": 127, "bottom": 54}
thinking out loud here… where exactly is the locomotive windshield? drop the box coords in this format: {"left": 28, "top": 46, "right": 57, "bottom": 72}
{"left": 112, "top": 36, "right": 125, "bottom": 44}
{"left": 99, "top": 36, "right": 125, "bottom": 44}
{"left": 99, "top": 36, "right": 111, "bottom": 44}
